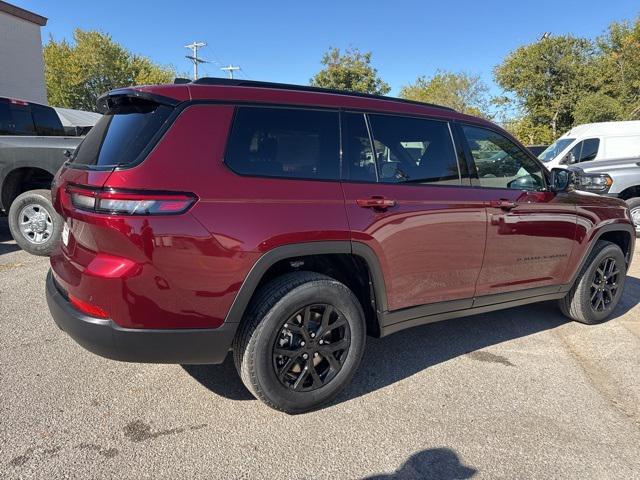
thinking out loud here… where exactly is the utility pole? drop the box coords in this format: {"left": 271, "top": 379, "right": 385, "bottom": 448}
{"left": 185, "top": 41, "right": 207, "bottom": 80}
{"left": 221, "top": 65, "right": 240, "bottom": 79}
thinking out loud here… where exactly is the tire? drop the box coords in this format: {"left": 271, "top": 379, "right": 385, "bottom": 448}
{"left": 626, "top": 197, "right": 640, "bottom": 238}
{"left": 8, "top": 189, "right": 62, "bottom": 256}
{"left": 233, "top": 271, "right": 366, "bottom": 414}
{"left": 559, "top": 240, "right": 627, "bottom": 325}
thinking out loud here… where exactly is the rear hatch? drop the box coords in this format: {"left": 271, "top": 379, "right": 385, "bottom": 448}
{"left": 50, "top": 89, "right": 192, "bottom": 327}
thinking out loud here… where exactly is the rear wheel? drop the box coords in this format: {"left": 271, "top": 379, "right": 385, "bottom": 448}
{"left": 233, "top": 271, "right": 366, "bottom": 414}
{"left": 8, "top": 189, "right": 61, "bottom": 256}
{"left": 559, "top": 240, "right": 626, "bottom": 324}
{"left": 626, "top": 197, "right": 640, "bottom": 237}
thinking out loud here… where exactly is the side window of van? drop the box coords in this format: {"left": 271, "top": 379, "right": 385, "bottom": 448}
{"left": 567, "top": 138, "right": 600, "bottom": 163}
{"left": 226, "top": 107, "right": 340, "bottom": 181}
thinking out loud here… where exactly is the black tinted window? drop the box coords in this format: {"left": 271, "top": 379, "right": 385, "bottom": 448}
{"left": 0, "top": 100, "right": 35, "bottom": 135}
{"left": 463, "top": 125, "right": 545, "bottom": 191}
{"left": 579, "top": 138, "right": 600, "bottom": 162}
{"left": 226, "top": 107, "right": 340, "bottom": 181}
{"left": 343, "top": 113, "right": 377, "bottom": 182}
{"left": 31, "top": 104, "right": 65, "bottom": 136}
{"left": 368, "top": 114, "right": 460, "bottom": 185}
{"left": 71, "top": 100, "right": 172, "bottom": 167}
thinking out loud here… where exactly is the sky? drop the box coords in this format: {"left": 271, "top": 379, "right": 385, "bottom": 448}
{"left": 15, "top": 0, "right": 640, "bottom": 98}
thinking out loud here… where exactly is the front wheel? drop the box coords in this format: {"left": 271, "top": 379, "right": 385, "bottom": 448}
{"left": 559, "top": 240, "right": 627, "bottom": 324}
{"left": 8, "top": 189, "right": 62, "bottom": 256}
{"left": 626, "top": 197, "right": 640, "bottom": 238}
{"left": 233, "top": 272, "right": 366, "bottom": 414}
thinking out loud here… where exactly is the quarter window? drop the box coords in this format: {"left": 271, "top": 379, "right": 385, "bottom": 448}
{"left": 225, "top": 107, "right": 340, "bottom": 181}
{"left": 367, "top": 114, "right": 460, "bottom": 185}
{"left": 462, "top": 125, "right": 545, "bottom": 191}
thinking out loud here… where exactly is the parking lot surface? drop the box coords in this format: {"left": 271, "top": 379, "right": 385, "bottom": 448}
{"left": 1, "top": 216, "right": 639, "bottom": 479}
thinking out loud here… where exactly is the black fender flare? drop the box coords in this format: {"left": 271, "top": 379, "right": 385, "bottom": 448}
{"left": 568, "top": 223, "right": 636, "bottom": 288}
{"left": 223, "top": 241, "right": 388, "bottom": 324}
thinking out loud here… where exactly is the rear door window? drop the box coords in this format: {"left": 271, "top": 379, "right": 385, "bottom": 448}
{"left": 225, "top": 107, "right": 340, "bottom": 181}
{"left": 70, "top": 99, "right": 173, "bottom": 167}
{"left": 31, "top": 104, "right": 65, "bottom": 136}
{"left": 367, "top": 114, "right": 460, "bottom": 185}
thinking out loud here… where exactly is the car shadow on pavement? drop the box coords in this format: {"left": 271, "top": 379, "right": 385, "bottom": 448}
{"left": 182, "top": 277, "right": 640, "bottom": 406}
{"left": 0, "top": 217, "right": 20, "bottom": 255}
{"left": 363, "top": 447, "right": 477, "bottom": 480}
{"left": 182, "top": 357, "right": 254, "bottom": 401}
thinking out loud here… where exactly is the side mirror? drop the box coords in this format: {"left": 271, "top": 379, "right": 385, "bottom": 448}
{"left": 549, "top": 168, "right": 576, "bottom": 192}
{"left": 560, "top": 151, "right": 575, "bottom": 165}
{"left": 63, "top": 149, "right": 73, "bottom": 158}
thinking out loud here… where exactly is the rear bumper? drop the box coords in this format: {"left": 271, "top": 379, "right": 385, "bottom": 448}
{"left": 46, "top": 271, "right": 237, "bottom": 364}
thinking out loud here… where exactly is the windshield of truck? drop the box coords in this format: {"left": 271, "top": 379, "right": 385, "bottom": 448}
{"left": 538, "top": 138, "right": 575, "bottom": 162}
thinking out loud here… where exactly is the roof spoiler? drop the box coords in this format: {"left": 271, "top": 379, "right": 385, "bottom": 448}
{"left": 96, "top": 88, "right": 181, "bottom": 113}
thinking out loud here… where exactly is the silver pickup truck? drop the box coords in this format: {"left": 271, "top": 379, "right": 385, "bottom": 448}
{"left": 569, "top": 156, "right": 640, "bottom": 236}
{"left": 0, "top": 97, "right": 96, "bottom": 255}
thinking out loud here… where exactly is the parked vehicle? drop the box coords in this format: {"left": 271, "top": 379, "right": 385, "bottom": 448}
{"left": 0, "top": 97, "right": 97, "bottom": 255}
{"left": 46, "top": 80, "right": 636, "bottom": 413}
{"left": 570, "top": 156, "right": 640, "bottom": 236}
{"left": 538, "top": 121, "right": 640, "bottom": 169}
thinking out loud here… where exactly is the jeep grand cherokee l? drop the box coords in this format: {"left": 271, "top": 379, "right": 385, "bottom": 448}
{"left": 46, "top": 79, "right": 635, "bottom": 413}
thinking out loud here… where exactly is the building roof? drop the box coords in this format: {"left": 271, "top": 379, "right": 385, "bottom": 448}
{"left": 0, "top": 1, "right": 47, "bottom": 26}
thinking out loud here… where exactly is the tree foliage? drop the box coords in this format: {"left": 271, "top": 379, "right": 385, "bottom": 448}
{"left": 44, "top": 29, "right": 175, "bottom": 111}
{"left": 496, "top": 16, "right": 640, "bottom": 144}
{"left": 399, "top": 71, "right": 490, "bottom": 117}
{"left": 310, "top": 47, "right": 390, "bottom": 95}
{"left": 494, "top": 36, "right": 595, "bottom": 138}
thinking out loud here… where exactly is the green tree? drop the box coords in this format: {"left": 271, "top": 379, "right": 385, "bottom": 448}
{"left": 44, "top": 29, "right": 175, "bottom": 111}
{"left": 573, "top": 92, "right": 624, "bottom": 124}
{"left": 502, "top": 117, "right": 554, "bottom": 145}
{"left": 593, "top": 17, "right": 640, "bottom": 119}
{"left": 494, "top": 36, "right": 595, "bottom": 137}
{"left": 310, "top": 47, "right": 390, "bottom": 95}
{"left": 399, "top": 70, "right": 490, "bottom": 117}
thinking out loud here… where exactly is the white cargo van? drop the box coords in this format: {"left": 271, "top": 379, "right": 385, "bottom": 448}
{"left": 538, "top": 121, "right": 640, "bottom": 169}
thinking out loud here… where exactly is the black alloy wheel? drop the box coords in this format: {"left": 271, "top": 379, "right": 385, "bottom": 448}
{"left": 590, "top": 257, "right": 621, "bottom": 312}
{"left": 272, "top": 304, "right": 350, "bottom": 392}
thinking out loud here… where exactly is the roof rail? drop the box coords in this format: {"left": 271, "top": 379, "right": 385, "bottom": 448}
{"left": 189, "top": 77, "right": 456, "bottom": 112}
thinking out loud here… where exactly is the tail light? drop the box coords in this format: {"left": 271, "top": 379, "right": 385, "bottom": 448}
{"left": 67, "top": 186, "right": 196, "bottom": 215}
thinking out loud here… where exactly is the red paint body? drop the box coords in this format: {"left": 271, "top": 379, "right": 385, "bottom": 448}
{"left": 49, "top": 83, "right": 635, "bottom": 332}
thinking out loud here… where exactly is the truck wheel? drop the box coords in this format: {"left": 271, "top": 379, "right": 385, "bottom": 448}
{"left": 626, "top": 197, "right": 640, "bottom": 237}
{"left": 8, "top": 189, "right": 62, "bottom": 256}
{"left": 559, "top": 240, "right": 627, "bottom": 325}
{"left": 233, "top": 271, "right": 366, "bottom": 414}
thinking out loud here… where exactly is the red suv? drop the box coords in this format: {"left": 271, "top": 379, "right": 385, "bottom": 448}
{"left": 46, "top": 79, "right": 635, "bottom": 413}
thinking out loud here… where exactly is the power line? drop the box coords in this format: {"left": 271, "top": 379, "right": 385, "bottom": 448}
{"left": 184, "top": 41, "right": 208, "bottom": 80}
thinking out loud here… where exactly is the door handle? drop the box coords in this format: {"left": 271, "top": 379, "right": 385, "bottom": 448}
{"left": 489, "top": 199, "right": 517, "bottom": 210}
{"left": 356, "top": 196, "right": 396, "bottom": 210}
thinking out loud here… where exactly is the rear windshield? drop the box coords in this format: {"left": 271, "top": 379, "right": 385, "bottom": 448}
{"left": 70, "top": 99, "right": 172, "bottom": 167}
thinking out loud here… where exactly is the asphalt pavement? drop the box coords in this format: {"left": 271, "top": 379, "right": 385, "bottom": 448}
{"left": 1, "top": 216, "right": 639, "bottom": 479}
